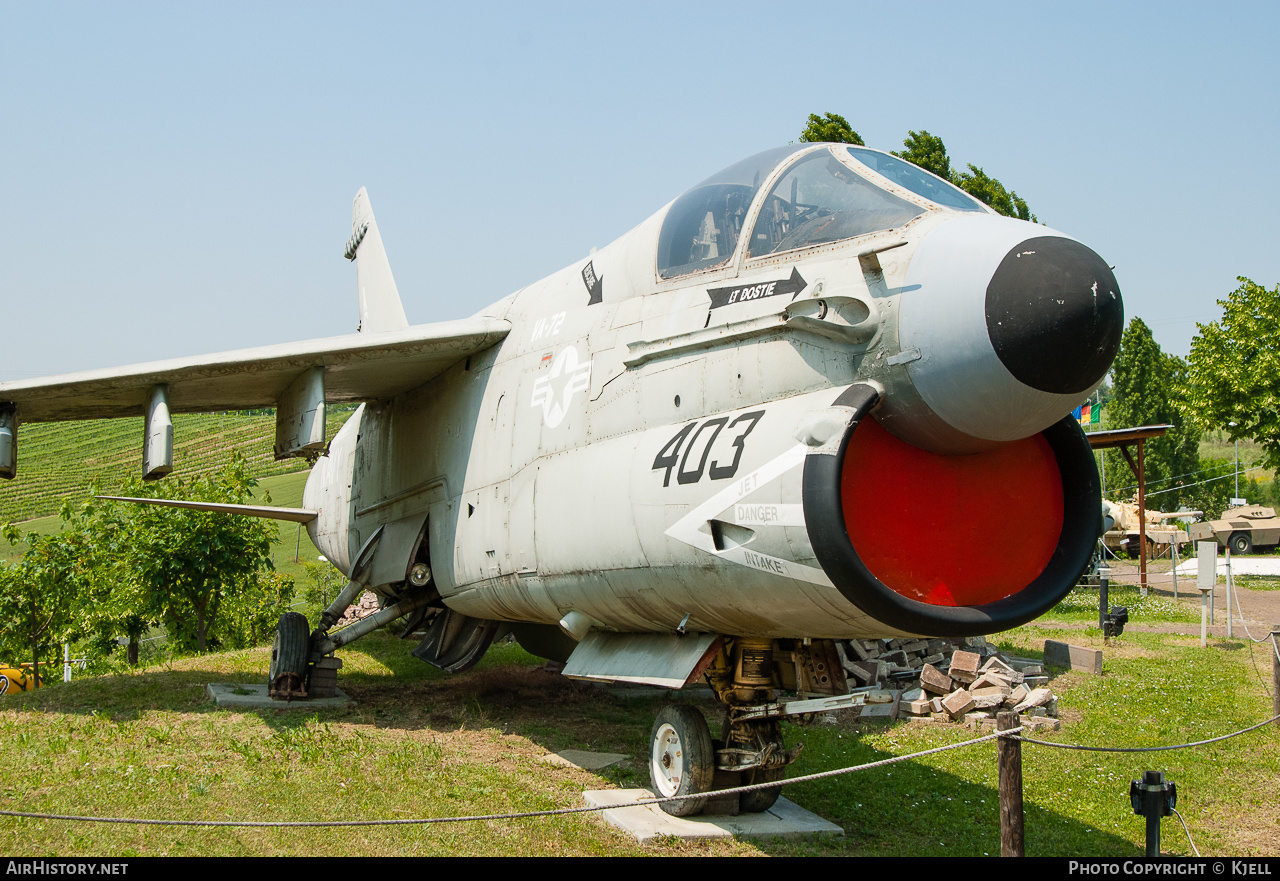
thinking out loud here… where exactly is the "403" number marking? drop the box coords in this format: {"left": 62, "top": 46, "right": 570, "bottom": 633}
{"left": 652, "top": 410, "right": 764, "bottom": 487}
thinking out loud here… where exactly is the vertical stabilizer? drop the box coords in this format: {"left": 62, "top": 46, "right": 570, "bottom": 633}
{"left": 345, "top": 187, "right": 409, "bottom": 333}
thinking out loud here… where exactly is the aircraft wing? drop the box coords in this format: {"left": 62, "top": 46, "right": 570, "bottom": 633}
{"left": 0, "top": 317, "right": 511, "bottom": 422}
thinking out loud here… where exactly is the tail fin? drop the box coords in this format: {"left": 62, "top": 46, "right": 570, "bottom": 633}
{"left": 344, "top": 187, "right": 409, "bottom": 333}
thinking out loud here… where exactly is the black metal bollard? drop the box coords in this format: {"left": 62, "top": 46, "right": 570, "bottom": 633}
{"left": 1098, "top": 565, "right": 1128, "bottom": 641}
{"left": 1129, "top": 770, "right": 1176, "bottom": 856}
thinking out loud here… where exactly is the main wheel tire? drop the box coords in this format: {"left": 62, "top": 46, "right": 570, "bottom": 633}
{"left": 1230, "top": 532, "right": 1254, "bottom": 556}
{"left": 739, "top": 765, "right": 785, "bottom": 813}
{"left": 269, "top": 612, "right": 310, "bottom": 696}
{"left": 649, "top": 704, "right": 715, "bottom": 817}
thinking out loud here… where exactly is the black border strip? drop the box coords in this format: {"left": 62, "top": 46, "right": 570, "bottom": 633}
{"left": 803, "top": 395, "right": 1100, "bottom": 636}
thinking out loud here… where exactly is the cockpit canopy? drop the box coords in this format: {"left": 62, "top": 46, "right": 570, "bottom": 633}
{"left": 656, "top": 144, "right": 988, "bottom": 280}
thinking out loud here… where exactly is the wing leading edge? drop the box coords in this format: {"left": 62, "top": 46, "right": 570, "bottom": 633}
{"left": 0, "top": 317, "right": 511, "bottom": 422}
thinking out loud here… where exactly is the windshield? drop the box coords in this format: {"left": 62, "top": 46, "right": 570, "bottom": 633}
{"left": 748, "top": 147, "right": 924, "bottom": 258}
{"left": 844, "top": 147, "right": 987, "bottom": 212}
{"left": 657, "top": 145, "right": 797, "bottom": 279}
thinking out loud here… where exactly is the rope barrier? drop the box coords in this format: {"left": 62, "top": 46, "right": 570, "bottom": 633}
{"left": 1011, "top": 712, "right": 1280, "bottom": 752}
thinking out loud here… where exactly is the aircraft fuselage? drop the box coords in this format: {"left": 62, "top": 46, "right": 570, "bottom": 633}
{"left": 304, "top": 143, "right": 1122, "bottom": 644}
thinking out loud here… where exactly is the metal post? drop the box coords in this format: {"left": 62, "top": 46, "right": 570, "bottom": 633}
{"left": 1201, "top": 591, "right": 1210, "bottom": 648}
{"left": 30, "top": 597, "right": 38, "bottom": 688}
{"left": 1226, "top": 550, "right": 1234, "bottom": 639}
{"left": 1170, "top": 540, "right": 1179, "bottom": 600}
{"left": 1197, "top": 542, "right": 1217, "bottom": 649}
{"left": 1099, "top": 566, "right": 1109, "bottom": 634}
{"left": 1137, "top": 439, "right": 1148, "bottom": 597}
{"left": 1213, "top": 548, "right": 1223, "bottom": 625}
{"left": 1130, "top": 771, "right": 1175, "bottom": 857}
{"left": 1269, "top": 627, "right": 1280, "bottom": 727}
{"left": 997, "top": 711, "right": 1024, "bottom": 857}
{"left": 1229, "top": 421, "right": 1240, "bottom": 501}
{"left": 1273, "top": 625, "right": 1280, "bottom": 729}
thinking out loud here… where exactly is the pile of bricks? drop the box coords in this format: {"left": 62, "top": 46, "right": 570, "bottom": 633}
{"left": 338, "top": 590, "right": 381, "bottom": 625}
{"left": 836, "top": 636, "right": 1060, "bottom": 731}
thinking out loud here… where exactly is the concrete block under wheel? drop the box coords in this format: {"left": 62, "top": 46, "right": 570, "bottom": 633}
{"left": 207, "top": 682, "right": 353, "bottom": 709}
{"left": 583, "top": 789, "right": 843, "bottom": 843}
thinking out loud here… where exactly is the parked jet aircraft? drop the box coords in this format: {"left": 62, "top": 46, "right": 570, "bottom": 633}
{"left": 0, "top": 143, "right": 1122, "bottom": 815}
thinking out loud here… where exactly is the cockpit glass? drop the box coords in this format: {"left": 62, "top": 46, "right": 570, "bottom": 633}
{"left": 657, "top": 145, "right": 797, "bottom": 279}
{"left": 748, "top": 148, "right": 924, "bottom": 258}
{"left": 844, "top": 147, "right": 987, "bottom": 212}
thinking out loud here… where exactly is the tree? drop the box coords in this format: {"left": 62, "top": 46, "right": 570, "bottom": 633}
{"left": 1184, "top": 278, "right": 1280, "bottom": 470}
{"left": 118, "top": 454, "right": 284, "bottom": 653}
{"left": 0, "top": 458, "right": 293, "bottom": 668}
{"left": 1, "top": 488, "right": 150, "bottom": 673}
{"left": 1179, "top": 459, "right": 1235, "bottom": 521}
{"left": 800, "top": 116, "right": 1036, "bottom": 220}
{"left": 1102, "top": 318, "right": 1202, "bottom": 510}
{"left": 892, "top": 130, "right": 951, "bottom": 180}
{"left": 952, "top": 164, "right": 1034, "bottom": 222}
{"left": 0, "top": 506, "right": 100, "bottom": 680}
{"left": 799, "top": 113, "right": 864, "bottom": 145}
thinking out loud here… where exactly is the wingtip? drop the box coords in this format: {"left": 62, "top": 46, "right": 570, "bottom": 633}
{"left": 352, "top": 186, "right": 372, "bottom": 225}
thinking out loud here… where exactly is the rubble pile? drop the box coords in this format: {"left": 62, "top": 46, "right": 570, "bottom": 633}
{"left": 339, "top": 591, "right": 381, "bottom": 625}
{"left": 836, "top": 636, "right": 1061, "bottom": 730}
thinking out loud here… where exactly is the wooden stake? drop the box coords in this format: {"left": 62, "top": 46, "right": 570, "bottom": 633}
{"left": 998, "top": 710, "right": 1024, "bottom": 857}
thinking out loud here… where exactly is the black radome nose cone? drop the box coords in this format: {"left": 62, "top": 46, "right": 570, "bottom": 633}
{"left": 985, "top": 237, "right": 1124, "bottom": 395}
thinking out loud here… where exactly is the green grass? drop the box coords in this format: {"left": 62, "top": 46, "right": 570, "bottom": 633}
{"left": 0, "top": 636, "right": 757, "bottom": 857}
{"left": 1049, "top": 583, "right": 1200, "bottom": 625}
{"left": 1200, "top": 431, "right": 1269, "bottom": 473}
{"left": 1234, "top": 576, "right": 1280, "bottom": 592}
{"left": 0, "top": 607, "right": 1277, "bottom": 856}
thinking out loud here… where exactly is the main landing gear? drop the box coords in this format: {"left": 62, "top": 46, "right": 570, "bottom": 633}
{"left": 268, "top": 611, "right": 311, "bottom": 699}
{"left": 647, "top": 636, "right": 860, "bottom": 817}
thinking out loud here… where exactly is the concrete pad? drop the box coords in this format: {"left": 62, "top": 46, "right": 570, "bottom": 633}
{"left": 542, "top": 749, "right": 630, "bottom": 772}
{"left": 583, "top": 789, "right": 843, "bottom": 843}
{"left": 207, "top": 682, "right": 353, "bottom": 710}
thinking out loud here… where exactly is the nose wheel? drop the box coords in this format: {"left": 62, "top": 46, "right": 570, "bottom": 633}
{"left": 649, "top": 704, "right": 714, "bottom": 817}
{"left": 739, "top": 764, "right": 784, "bottom": 813}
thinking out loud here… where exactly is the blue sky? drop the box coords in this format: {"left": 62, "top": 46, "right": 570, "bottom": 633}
{"left": 3, "top": 2, "right": 1277, "bottom": 380}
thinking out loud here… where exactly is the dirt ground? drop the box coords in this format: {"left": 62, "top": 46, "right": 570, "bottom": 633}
{"left": 1102, "top": 558, "right": 1280, "bottom": 639}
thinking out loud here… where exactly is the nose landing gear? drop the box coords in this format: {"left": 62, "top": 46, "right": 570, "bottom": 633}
{"left": 649, "top": 704, "right": 716, "bottom": 817}
{"left": 647, "top": 637, "right": 859, "bottom": 817}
